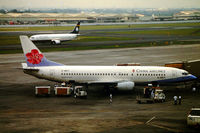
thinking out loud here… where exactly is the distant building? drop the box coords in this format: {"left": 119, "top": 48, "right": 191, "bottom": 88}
{"left": 152, "top": 10, "right": 200, "bottom": 21}
{"left": 1, "top": 10, "right": 199, "bottom": 25}
{"left": 173, "top": 10, "right": 200, "bottom": 20}
{"left": 0, "top": 13, "right": 140, "bottom": 25}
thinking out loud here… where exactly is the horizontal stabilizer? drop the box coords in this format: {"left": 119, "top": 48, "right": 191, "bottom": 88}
{"left": 21, "top": 63, "right": 39, "bottom": 72}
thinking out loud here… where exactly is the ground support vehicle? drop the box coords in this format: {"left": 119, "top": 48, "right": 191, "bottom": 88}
{"left": 54, "top": 86, "right": 73, "bottom": 96}
{"left": 136, "top": 96, "right": 154, "bottom": 104}
{"left": 154, "top": 89, "right": 166, "bottom": 102}
{"left": 74, "top": 86, "right": 87, "bottom": 98}
{"left": 187, "top": 108, "right": 200, "bottom": 127}
{"left": 136, "top": 85, "right": 165, "bottom": 104}
{"left": 35, "top": 86, "right": 51, "bottom": 97}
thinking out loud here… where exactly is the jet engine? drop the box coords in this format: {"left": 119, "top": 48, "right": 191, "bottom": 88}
{"left": 116, "top": 81, "right": 135, "bottom": 91}
{"left": 51, "top": 40, "right": 61, "bottom": 44}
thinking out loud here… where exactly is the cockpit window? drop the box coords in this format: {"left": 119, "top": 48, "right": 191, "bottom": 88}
{"left": 182, "top": 72, "right": 188, "bottom": 75}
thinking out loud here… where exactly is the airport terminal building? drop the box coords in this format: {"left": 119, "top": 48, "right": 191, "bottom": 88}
{"left": 0, "top": 13, "right": 140, "bottom": 25}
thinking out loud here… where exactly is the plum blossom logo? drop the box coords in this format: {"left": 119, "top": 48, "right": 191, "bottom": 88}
{"left": 26, "top": 49, "right": 43, "bottom": 64}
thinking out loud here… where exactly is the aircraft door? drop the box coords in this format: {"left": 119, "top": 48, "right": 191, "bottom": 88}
{"left": 172, "top": 70, "right": 177, "bottom": 78}
{"left": 49, "top": 69, "right": 55, "bottom": 78}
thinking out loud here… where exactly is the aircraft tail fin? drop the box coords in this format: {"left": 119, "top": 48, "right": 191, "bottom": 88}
{"left": 70, "top": 21, "right": 80, "bottom": 34}
{"left": 20, "top": 36, "right": 64, "bottom": 67}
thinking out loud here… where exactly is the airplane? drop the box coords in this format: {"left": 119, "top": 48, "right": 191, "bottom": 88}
{"left": 29, "top": 21, "right": 80, "bottom": 45}
{"left": 20, "top": 35, "right": 197, "bottom": 91}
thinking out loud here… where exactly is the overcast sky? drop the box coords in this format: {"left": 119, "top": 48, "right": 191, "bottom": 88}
{"left": 0, "top": 0, "right": 200, "bottom": 9}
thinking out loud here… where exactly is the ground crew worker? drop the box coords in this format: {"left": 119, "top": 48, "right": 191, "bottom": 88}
{"left": 192, "top": 87, "right": 196, "bottom": 92}
{"left": 178, "top": 96, "right": 182, "bottom": 105}
{"left": 54, "top": 84, "right": 58, "bottom": 87}
{"left": 110, "top": 93, "right": 112, "bottom": 104}
{"left": 61, "top": 82, "right": 66, "bottom": 87}
{"left": 173, "top": 95, "right": 177, "bottom": 105}
{"left": 151, "top": 90, "right": 155, "bottom": 99}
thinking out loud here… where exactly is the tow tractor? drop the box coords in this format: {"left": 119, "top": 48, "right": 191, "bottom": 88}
{"left": 74, "top": 86, "right": 87, "bottom": 98}
{"left": 136, "top": 84, "right": 165, "bottom": 104}
{"left": 154, "top": 89, "right": 165, "bottom": 102}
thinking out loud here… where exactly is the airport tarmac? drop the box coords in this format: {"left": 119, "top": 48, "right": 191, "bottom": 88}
{"left": 0, "top": 44, "right": 200, "bottom": 133}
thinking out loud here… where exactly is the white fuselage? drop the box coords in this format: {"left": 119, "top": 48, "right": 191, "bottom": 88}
{"left": 30, "top": 34, "right": 78, "bottom": 42}
{"left": 20, "top": 35, "right": 197, "bottom": 90}
{"left": 26, "top": 65, "right": 190, "bottom": 84}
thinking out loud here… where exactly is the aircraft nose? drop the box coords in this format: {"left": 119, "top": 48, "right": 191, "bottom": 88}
{"left": 189, "top": 74, "right": 197, "bottom": 80}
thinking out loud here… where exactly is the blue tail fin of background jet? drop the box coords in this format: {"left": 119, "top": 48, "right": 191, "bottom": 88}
{"left": 20, "top": 36, "right": 64, "bottom": 67}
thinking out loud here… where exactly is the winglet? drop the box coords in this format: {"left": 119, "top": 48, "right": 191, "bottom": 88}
{"left": 20, "top": 36, "right": 64, "bottom": 67}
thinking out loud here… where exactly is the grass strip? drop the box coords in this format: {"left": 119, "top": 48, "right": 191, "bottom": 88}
{"left": 106, "top": 28, "right": 200, "bottom": 36}
{"left": 0, "top": 22, "right": 199, "bottom": 31}
{"left": 0, "top": 35, "right": 136, "bottom": 46}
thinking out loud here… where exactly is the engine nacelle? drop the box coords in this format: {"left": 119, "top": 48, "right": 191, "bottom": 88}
{"left": 52, "top": 40, "right": 61, "bottom": 44}
{"left": 116, "top": 81, "right": 135, "bottom": 91}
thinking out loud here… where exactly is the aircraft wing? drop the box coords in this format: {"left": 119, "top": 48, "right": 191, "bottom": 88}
{"left": 88, "top": 80, "right": 127, "bottom": 84}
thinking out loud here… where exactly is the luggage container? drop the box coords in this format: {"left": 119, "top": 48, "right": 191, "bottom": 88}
{"left": 115, "top": 63, "right": 140, "bottom": 66}
{"left": 35, "top": 86, "right": 51, "bottom": 97}
{"left": 165, "top": 63, "right": 183, "bottom": 69}
{"left": 54, "top": 87, "right": 72, "bottom": 96}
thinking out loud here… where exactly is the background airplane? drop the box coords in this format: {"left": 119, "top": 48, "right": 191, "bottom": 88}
{"left": 20, "top": 36, "right": 197, "bottom": 91}
{"left": 29, "top": 21, "right": 80, "bottom": 44}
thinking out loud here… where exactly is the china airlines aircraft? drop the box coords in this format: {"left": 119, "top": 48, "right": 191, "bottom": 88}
{"left": 29, "top": 21, "right": 80, "bottom": 45}
{"left": 20, "top": 36, "right": 196, "bottom": 90}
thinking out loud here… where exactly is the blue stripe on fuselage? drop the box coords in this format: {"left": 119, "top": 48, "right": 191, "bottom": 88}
{"left": 155, "top": 75, "right": 197, "bottom": 83}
